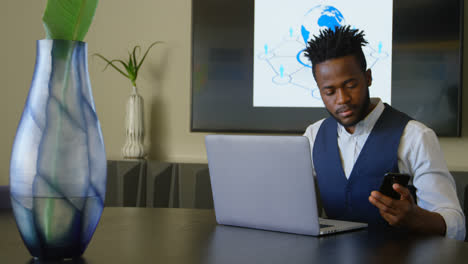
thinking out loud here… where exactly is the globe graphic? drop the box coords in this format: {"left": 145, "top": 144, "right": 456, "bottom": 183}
{"left": 301, "top": 5, "right": 346, "bottom": 45}
{"left": 297, "top": 5, "right": 346, "bottom": 67}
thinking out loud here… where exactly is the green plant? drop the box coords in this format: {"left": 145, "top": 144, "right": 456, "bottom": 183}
{"left": 43, "top": 0, "right": 98, "bottom": 41}
{"left": 40, "top": 0, "right": 99, "bottom": 241}
{"left": 94, "top": 41, "right": 163, "bottom": 87}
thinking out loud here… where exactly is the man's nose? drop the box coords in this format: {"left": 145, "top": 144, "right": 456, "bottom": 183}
{"left": 336, "top": 88, "right": 351, "bottom": 105}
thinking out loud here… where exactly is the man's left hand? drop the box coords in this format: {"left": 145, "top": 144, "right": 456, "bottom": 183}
{"left": 369, "top": 183, "right": 416, "bottom": 227}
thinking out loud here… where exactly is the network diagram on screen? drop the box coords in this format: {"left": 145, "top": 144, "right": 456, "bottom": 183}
{"left": 253, "top": 0, "right": 393, "bottom": 107}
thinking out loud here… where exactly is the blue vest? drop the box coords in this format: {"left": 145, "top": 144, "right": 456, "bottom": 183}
{"left": 313, "top": 104, "right": 411, "bottom": 227}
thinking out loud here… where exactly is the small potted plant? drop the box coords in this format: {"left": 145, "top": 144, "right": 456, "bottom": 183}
{"left": 94, "top": 41, "right": 162, "bottom": 159}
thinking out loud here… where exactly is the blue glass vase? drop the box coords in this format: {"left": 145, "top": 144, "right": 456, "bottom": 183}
{"left": 9, "top": 40, "right": 107, "bottom": 260}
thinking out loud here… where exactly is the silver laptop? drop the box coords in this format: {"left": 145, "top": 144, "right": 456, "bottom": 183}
{"left": 205, "top": 135, "right": 367, "bottom": 236}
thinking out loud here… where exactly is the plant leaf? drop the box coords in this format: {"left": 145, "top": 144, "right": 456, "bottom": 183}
{"left": 93, "top": 54, "right": 130, "bottom": 79}
{"left": 43, "top": 0, "right": 99, "bottom": 41}
{"left": 132, "top": 46, "right": 141, "bottom": 72}
{"left": 136, "top": 41, "right": 163, "bottom": 71}
{"left": 127, "top": 53, "right": 135, "bottom": 73}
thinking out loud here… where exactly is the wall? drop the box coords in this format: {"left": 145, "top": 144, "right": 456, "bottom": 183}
{"left": 0, "top": 0, "right": 467, "bottom": 185}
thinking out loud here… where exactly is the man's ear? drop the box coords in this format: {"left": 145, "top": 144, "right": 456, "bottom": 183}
{"left": 366, "top": 69, "right": 372, "bottom": 87}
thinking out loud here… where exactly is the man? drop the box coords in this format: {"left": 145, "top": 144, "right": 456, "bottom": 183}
{"left": 303, "top": 26, "right": 465, "bottom": 240}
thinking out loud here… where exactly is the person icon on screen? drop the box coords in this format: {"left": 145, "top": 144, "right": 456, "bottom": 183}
{"left": 302, "top": 25, "right": 465, "bottom": 240}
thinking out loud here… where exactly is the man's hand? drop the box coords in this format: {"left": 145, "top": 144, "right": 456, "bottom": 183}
{"left": 369, "top": 183, "right": 415, "bottom": 227}
{"left": 369, "top": 184, "right": 446, "bottom": 236}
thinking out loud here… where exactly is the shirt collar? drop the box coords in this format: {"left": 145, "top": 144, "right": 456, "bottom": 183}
{"left": 338, "top": 98, "right": 384, "bottom": 137}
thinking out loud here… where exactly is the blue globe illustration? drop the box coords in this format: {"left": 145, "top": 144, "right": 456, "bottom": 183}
{"left": 301, "top": 5, "right": 346, "bottom": 45}
{"left": 297, "top": 5, "right": 346, "bottom": 68}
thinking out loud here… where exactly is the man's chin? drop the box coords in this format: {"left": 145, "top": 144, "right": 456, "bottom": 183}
{"left": 327, "top": 109, "right": 361, "bottom": 128}
{"left": 334, "top": 116, "right": 359, "bottom": 128}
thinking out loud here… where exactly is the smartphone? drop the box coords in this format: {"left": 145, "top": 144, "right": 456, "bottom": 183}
{"left": 379, "top": 172, "right": 410, "bottom": 199}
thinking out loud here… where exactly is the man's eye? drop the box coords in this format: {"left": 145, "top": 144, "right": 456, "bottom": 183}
{"left": 346, "top": 83, "right": 357, "bottom": 89}
{"left": 324, "top": 89, "right": 334, "bottom": 96}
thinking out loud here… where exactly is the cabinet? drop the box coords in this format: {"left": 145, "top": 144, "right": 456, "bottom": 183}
{"left": 106, "top": 160, "right": 213, "bottom": 209}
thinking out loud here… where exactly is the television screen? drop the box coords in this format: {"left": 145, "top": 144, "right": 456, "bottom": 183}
{"left": 191, "top": 0, "right": 462, "bottom": 136}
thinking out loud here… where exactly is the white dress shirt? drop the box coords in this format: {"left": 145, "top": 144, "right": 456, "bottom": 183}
{"left": 303, "top": 98, "right": 466, "bottom": 240}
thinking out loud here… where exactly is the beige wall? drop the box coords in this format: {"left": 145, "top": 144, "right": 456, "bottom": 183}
{"left": 1, "top": 1, "right": 467, "bottom": 185}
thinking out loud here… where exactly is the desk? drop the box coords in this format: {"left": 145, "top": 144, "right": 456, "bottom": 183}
{"left": 1, "top": 208, "right": 467, "bottom": 263}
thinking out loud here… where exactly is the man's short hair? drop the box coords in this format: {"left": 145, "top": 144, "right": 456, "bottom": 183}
{"left": 304, "top": 25, "right": 368, "bottom": 79}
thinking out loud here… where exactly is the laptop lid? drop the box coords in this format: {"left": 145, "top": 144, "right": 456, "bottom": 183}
{"left": 205, "top": 135, "right": 321, "bottom": 235}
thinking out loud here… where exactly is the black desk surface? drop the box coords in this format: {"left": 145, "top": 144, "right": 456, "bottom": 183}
{"left": 1, "top": 207, "right": 467, "bottom": 264}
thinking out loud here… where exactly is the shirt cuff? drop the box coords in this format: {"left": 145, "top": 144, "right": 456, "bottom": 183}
{"left": 436, "top": 209, "right": 466, "bottom": 241}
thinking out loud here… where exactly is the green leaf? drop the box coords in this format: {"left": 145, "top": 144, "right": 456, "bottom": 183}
{"left": 132, "top": 46, "right": 140, "bottom": 72}
{"left": 93, "top": 54, "right": 130, "bottom": 79}
{"left": 43, "top": 0, "right": 99, "bottom": 41}
{"left": 137, "top": 41, "right": 163, "bottom": 70}
{"left": 93, "top": 41, "right": 163, "bottom": 87}
{"left": 127, "top": 53, "right": 135, "bottom": 73}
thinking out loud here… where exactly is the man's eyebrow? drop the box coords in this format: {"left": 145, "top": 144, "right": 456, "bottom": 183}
{"left": 321, "top": 84, "right": 335, "bottom": 90}
{"left": 321, "top": 78, "right": 357, "bottom": 89}
{"left": 343, "top": 78, "right": 357, "bottom": 85}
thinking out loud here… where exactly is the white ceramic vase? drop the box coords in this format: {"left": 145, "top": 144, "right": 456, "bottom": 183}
{"left": 122, "top": 86, "right": 145, "bottom": 159}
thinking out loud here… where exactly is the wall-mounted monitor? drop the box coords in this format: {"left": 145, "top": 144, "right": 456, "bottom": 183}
{"left": 191, "top": 0, "right": 463, "bottom": 136}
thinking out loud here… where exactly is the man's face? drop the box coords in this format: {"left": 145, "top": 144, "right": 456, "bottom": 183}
{"left": 314, "top": 55, "right": 372, "bottom": 132}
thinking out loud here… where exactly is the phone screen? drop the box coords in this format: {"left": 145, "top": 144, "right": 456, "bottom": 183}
{"left": 379, "top": 173, "right": 410, "bottom": 199}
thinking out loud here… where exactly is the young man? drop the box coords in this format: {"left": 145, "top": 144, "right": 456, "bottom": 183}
{"left": 303, "top": 26, "right": 465, "bottom": 240}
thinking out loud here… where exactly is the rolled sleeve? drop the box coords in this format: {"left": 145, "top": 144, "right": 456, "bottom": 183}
{"left": 436, "top": 208, "right": 466, "bottom": 241}
{"left": 399, "top": 121, "right": 466, "bottom": 241}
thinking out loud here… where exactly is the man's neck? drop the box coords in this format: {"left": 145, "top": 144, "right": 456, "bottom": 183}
{"left": 344, "top": 100, "right": 378, "bottom": 134}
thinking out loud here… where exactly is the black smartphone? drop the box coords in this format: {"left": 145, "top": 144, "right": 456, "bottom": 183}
{"left": 379, "top": 173, "right": 410, "bottom": 199}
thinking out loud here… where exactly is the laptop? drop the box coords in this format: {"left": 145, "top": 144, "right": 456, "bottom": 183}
{"left": 205, "top": 135, "right": 368, "bottom": 236}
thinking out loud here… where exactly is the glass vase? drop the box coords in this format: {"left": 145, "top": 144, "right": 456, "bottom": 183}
{"left": 9, "top": 39, "right": 107, "bottom": 260}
